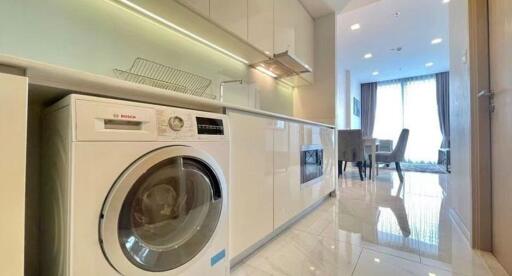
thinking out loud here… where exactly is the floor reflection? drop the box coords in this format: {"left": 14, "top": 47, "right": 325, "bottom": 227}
{"left": 339, "top": 170, "right": 448, "bottom": 257}
{"left": 231, "top": 169, "right": 506, "bottom": 276}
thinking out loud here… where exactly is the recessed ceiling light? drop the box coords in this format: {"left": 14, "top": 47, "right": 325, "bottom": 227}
{"left": 364, "top": 53, "right": 373, "bottom": 59}
{"left": 442, "top": 0, "right": 450, "bottom": 4}
{"left": 374, "top": 258, "right": 381, "bottom": 263}
{"left": 431, "top": 38, "right": 443, "bottom": 44}
{"left": 350, "top": 23, "right": 361, "bottom": 31}
{"left": 372, "top": 71, "right": 379, "bottom": 76}
{"left": 425, "top": 62, "right": 434, "bottom": 67}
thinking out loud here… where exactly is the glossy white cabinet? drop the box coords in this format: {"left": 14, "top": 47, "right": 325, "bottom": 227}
{"left": 177, "top": 0, "right": 210, "bottom": 17}
{"left": 273, "top": 120, "right": 302, "bottom": 228}
{"left": 274, "top": 0, "right": 297, "bottom": 55}
{"left": 248, "top": 0, "right": 274, "bottom": 55}
{"left": 210, "top": 0, "right": 248, "bottom": 39}
{"left": 274, "top": 0, "right": 314, "bottom": 82}
{"left": 273, "top": 124, "right": 335, "bottom": 230}
{"left": 0, "top": 73, "right": 28, "bottom": 276}
{"left": 228, "top": 110, "right": 274, "bottom": 258}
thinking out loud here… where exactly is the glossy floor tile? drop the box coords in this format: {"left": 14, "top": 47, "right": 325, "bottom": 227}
{"left": 231, "top": 169, "right": 509, "bottom": 276}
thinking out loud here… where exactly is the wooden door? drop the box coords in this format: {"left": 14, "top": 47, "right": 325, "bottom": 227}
{"left": 489, "top": 0, "right": 512, "bottom": 273}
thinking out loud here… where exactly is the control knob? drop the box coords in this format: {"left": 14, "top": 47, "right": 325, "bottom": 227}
{"left": 168, "top": 116, "right": 184, "bottom": 131}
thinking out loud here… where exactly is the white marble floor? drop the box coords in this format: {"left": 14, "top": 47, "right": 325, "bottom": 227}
{"left": 231, "top": 169, "right": 509, "bottom": 276}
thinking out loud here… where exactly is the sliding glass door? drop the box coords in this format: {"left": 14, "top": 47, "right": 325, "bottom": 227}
{"left": 373, "top": 76, "right": 442, "bottom": 164}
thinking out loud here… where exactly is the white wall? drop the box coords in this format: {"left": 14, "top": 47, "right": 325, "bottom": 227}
{"left": 0, "top": 0, "right": 294, "bottom": 115}
{"left": 448, "top": 0, "right": 472, "bottom": 238}
{"left": 294, "top": 13, "right": 337, "bottom": 125}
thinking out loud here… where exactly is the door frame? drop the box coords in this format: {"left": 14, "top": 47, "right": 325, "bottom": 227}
{"left": 468, "top": 0, "right": 492, "bottom": 251}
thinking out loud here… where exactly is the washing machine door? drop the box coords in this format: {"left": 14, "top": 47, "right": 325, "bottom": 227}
{"left": 99, "top": 146, "right": 225, "bottom": 275}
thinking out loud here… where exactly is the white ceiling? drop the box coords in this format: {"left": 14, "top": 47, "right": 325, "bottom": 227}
{"left": 338, "top": 0, "right": 450, "bottom": 84}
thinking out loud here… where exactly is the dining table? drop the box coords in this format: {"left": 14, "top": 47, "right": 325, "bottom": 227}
{"left": 363, "top": 137, "right": 380, "bottom": 180}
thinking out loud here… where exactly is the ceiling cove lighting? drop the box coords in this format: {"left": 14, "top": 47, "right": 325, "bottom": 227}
{"left": 256, "top": 66, "right": 277, "bottom": 78}
{"left": 364, "top": 53, "right": 373, "bottom": 59}
{"left": 350, "top": 23, "right": 361, "bottom": 31}
{"left": 425, "top": 62, "right": 434, "bottom": 67}
{"left": 108, "top": 0, "right": 249, "bottom": 64}
{"left": 431, "top": 38, "right": 443, "bottom": 44}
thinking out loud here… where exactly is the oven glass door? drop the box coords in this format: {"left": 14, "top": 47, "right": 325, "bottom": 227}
{"left": 300, "top": 145, "right": 323, "bottom": 184}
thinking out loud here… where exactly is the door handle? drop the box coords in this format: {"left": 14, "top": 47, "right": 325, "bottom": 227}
{"left": 478, "top": 90, "right": 494, "bottom": 97}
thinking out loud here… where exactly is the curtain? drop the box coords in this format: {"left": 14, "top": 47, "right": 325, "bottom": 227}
{"left": 403, "top": 76, "right": 442, "bottom": 163}
{"left": 372, "top": 75, "right": 442, "bottom": 163}
{"left": 361, "top": 82, "right": 378, "bottom": 137}
{"left": 436, "top": 72, "right": 450, "bottom": 149}
{"left": 373, "top": 81, "right": 403, "bottom": 146}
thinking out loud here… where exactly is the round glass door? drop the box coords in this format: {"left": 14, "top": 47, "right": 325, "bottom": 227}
{"left": 100, "top": 147, "right": 223, "bottom": 273}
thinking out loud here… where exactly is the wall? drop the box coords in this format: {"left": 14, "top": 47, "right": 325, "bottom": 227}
{"left": 0, "top": 0, "right": 293, "bottom": 115}
{"left": 448, "top": 0, "right": 472, "bottom": 239}
{"left": 294, "top": 13, "right": 337, "bottom": 125}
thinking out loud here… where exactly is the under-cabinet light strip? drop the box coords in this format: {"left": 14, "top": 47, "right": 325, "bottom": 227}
{"left": 256, "top": 66, "right": 277, "bottom": 78}
{"left": 110, "top": 0, "right": 249, "bottom": 64}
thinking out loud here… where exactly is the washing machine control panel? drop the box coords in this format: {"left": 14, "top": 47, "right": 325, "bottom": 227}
{"left": 157, "top": 110, "right": 195, "bottom": 138}
{"left": 156, "top": 108, "right": 228, "bottom": 140}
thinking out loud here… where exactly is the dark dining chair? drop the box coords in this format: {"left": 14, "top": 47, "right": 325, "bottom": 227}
{"left": 338, "top": 129, "right": 367, "bottom": 181}
{"left": 374, "top": 129, "right": 410, "bottom": 182}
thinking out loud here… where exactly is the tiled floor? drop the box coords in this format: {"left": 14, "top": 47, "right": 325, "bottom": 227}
{"left": 231, "top": 169, "right": 510, "bottom": 276}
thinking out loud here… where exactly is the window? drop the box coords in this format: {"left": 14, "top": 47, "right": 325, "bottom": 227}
{"left": 373, "top": 76, "right": 442, "bottom": 163}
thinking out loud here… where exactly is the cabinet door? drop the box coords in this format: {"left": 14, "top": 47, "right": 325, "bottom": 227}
{"left": 295, "top": 3, "right": 314, "bottom": 71}
{"left": 248, "top": 0, "right": 274, "bottom": 56}
{"left": 274, "top": 0, "right": 297, "bottom": 55}
{"left": 0, "top": 73, "right": 28, "bottom": 276}
{"left": 273, "top": 120, "right": 301, "bottom": 229}
{"left": 177, "top": 0, "right": 210, "bottom": 17}
{"left": 210, "top": 0, "right": 248, "bottom": 40}
{"left": 299, "top": 125, "right": 334, "bottom": 209}
{"left": 295, "top": 3, "right": 314, "bottom": 82}
{"left": 228, "top": 110, "right": 274, "bottom": 259}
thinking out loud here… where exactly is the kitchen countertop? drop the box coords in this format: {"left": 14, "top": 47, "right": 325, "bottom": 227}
{"left": 0, "top": 54, "right": 335, "bottom": 129}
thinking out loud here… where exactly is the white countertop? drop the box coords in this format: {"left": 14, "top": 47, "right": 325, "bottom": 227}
{"left": 0, "top": 54, "right": 335, "bottom": 129}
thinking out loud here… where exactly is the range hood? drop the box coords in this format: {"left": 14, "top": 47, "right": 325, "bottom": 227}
{"left": 251, "top": 51, "right": 312, "bottom": 79}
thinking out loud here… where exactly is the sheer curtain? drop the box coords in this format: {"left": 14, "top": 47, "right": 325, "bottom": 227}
{"left": 403, "top": 77, "right": 442, "bottom": 163}
{"left": 373, "top": 76, "right": 442, "bottom": 163}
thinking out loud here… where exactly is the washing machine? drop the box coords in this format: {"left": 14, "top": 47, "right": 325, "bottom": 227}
{"left": 41, "top": 94, "right": 230, "bottom": 276}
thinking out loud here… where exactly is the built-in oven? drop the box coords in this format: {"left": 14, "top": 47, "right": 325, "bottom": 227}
{"left": 300, "top": 144, "right": 323, "bottom": 184}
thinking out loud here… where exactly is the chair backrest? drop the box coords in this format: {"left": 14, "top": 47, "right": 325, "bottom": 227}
{"left": 338, "top": 129, "right": 364, "bottom": 162}
{"left": 391, "top": 129, "right": 410, "bottom": 161}
{"left": 378, "top": 139, "right": 394, "bottom": 152}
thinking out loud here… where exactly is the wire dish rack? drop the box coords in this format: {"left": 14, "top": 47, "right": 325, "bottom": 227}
{"left": 114, "top": 58, "right": 216, "bottom": 100}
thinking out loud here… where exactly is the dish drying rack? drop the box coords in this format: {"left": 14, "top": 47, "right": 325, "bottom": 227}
{"left": 114, "top": 58, "right": 216, "bottom": 100}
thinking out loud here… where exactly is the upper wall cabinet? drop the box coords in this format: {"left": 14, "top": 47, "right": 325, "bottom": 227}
{"left": 274, "top": 0, "right": 314, "bottom": 78}
{"left": 274, "top": 0, "right": 297, "bottom": 56}
{"left": 248, "top": 0, "right": 274, "bottom": 56}
{"left": 177, "top": 0, "right": 210, "bottom": 17}
{"left": 211, "top": 0, "right": 248, "bottom": 40}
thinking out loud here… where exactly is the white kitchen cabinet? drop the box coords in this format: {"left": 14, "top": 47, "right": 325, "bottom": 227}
{"left": 297, "top": 125, "right": 335, "bottom": 210}
{"left": 275, "top": 0, "right": 314, "bottom": 82}
{"left": 248, "top": 0, "right": 274, "bottom": 56}
{"left": 295, "top": 2, "right": 314, "bottom": 82}
{"left": 274, "top": 0, "right": 297, "bottom": 55}
{"left": 273, "top": 120, "right": 301, "bottom": 229}
{"left": 210, "top": 0, "right": 248, "bottom": 40}
{"left": 0, "top": 72, "right": 28, "bottom": 276}
{"left": 177, "top": 0, "right": 210, "bottom": 17}
{"left": 295, "top": 3, "right": 314, "bottom": 70}
{"left": 227, "top": 110, "right": 274, "bottom": 258}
